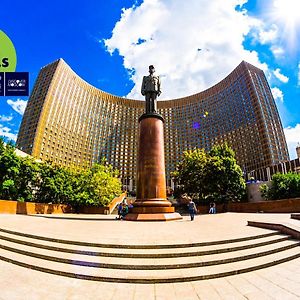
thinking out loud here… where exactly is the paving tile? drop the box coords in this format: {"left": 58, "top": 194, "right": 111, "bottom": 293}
{"left": 258, "top": 268, "right": 300, "bottom": 297}
{"left": 271, "top": 264, "right": 300, "bottom": 283}
{"left": 155, "top": 283, "right": 177, "bottom": 300}
{"left": 172, "top": 282, "right": 199, "bottom": 300}
{"left": 133, "top": 283, "right": 155, "bottom": 300}
{"left": 284, "top": 260, "right": 300, "bottom": 276}
{"left": 225, "top": 275, "right": 261, "bottom": 297}
{"left": 0, "top": 278, "right": 40, "bottom": 300}
{"left": 110, "top": 283, "right": 135, "bottom": 300}
{"left": 242, "top": 272, "right": 299, "bottom": 300}
{"left": 208, "top": 278, "right": 246, "bottom": 299}
{"left": 239, "top": 291, "right": 272, "bottom": 300}
{"left": 192, "top": 280, "right": 222, "bottom": 300}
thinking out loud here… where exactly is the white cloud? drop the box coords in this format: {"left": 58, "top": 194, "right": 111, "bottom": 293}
{"left": 256, "top": 24, "right": 279, "bottom": 44}
{"left": 0, "top": 115, "right": 13, "bottom": 122}
{"left": 104, "top": 0, "right": 267, "bottom": 100}
{"left": 284, "top": 124, "right": 300, "bottom": 160}
{"left": 250, "top": 23, "right": 286, "bottom": 58}
{"left": 6, "top": 99, "right": 28, "bottom": 115}
{"left": 270, "top": 46, "right": 284, "bottom": 58}
{"left": 271, "top": 87, "right": 284, "bottom": 102}
{"left": 0, "top": 124, "right": 17, "bottom": 141}
{"left": 273, "top": 68, "right": 289, "bottom": 83}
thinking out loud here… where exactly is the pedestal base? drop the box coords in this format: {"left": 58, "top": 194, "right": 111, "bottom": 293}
{"left": 125, "top": 212, "right": 182, "bottom": 221}
{"left": 131, "top": 206, "right": 175, "bottom": 213}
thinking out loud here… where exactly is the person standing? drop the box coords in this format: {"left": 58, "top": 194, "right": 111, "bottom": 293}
{"left": 213, "top": 202, "right": 216, "bottom": 214}
{"left": 209, "top": 202, "right": 216, "bottom": 214}
{"left": 116, "top": 202, "right": 123, "bottom": 220}
{"left": 188, "top": 199, "right": 197, "bottom": 221}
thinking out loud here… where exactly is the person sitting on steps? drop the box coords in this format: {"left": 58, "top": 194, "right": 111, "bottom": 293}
{"left": 121, "top": 202, "right": 129, "bottom": 220}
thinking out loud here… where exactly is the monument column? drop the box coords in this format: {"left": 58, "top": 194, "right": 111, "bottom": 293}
{"left": 125, "top": 65, "right": 182, "bottom": 221}
{"left": 136, "top": 114, "right": 167, "bottom": 204}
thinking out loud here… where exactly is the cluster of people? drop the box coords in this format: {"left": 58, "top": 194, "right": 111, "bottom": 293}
{"left": 116, "top": 198, "right": 133, "bottom": 220}
{"left": 187, "top": 199, "right": 217, "bottom": 220}
{"left": 116, "top": 196, "right": 216, "bottom": 221}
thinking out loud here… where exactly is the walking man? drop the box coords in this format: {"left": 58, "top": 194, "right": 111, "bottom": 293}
{"left": 188, "top": 199, "right": 197, "bottom": 221}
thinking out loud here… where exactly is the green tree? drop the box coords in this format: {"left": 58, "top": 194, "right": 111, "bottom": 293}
{"left": 36, "top": 160, "right": 122, "bottom": 207}
{"left": 82, "top": 162, "right": 122, "bottom": 206}
{"left": 0, "top": 138, "right": 5, "bottom": 156}
{"left": 172, "top": 148, "right": 207, "bottom": 199}
{"left": 0, "top": 137, "right": 122, "bottom": 207}
{"left": 0, "top": 141, "right": 20, "bottom": 200}
{"left": 204, "top": 144, "right": 246, "bottom": 203}
{"left": 15, "top": 156, "right": 41, "bottom": 202}
{"left": 68, "top": 166, "right": 91, "bottom": 210}
{"left": 36, "top": 163, "right": 75, "bottom": 204}
{"left": 260, "top": 172, "right": 300, "bottom": 200}
{"left": 172, "top": 144, "right": 246, "bottom": 204}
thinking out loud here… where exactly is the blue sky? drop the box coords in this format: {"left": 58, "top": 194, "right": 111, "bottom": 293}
{"left": 1, "top": 0, "right": 300, "bottom": 158}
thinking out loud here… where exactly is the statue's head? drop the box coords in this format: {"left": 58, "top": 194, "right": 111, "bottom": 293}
{"left": 149, "top": 65, "right": 155, "bottom": 74}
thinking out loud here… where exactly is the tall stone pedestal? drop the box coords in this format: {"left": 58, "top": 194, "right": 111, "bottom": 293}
{"left": 125, "top": 113, "right": 182, "bottom": 221}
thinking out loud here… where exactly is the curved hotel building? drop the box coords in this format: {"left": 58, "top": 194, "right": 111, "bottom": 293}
{"left": 17, "top": 59, "right": 289, "bottom": 188}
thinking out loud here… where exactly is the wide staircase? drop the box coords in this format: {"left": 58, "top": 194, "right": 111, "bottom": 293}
{"left": 0, "top": 227, "right": 299, "bottom": 283}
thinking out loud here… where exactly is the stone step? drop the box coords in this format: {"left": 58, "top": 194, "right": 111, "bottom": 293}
{"left": 291, "top": 214, "right": 300, "bottom": 221}
{"left": 248, "top": 220, "right": 300, "bottom": 240}
{"left": 0, "top": 237, "right": 298, "bottom": 269}
{"left": 0, "top": 243, "right": 299, "bottom": 283}
{"left": 0, "top": 231, "right": 290, "bottom": 257}
{"left": 0, "top": 227, "right": 286, "bottom": 254}
{"left": 0, "top": 227, "right": 278, "bottom": 249}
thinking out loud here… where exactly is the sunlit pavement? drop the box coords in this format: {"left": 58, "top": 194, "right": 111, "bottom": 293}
{"left": 0, "top": 212, "right": 299, "bottom": 300}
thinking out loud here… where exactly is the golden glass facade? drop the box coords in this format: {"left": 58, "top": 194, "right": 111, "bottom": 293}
{"left": 17, "top": 59, "right": 289, "bottom": 187}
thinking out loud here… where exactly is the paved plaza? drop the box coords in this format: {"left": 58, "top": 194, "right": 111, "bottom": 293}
{"left": 0, "top": 212, "right": 299, "bottom": 299}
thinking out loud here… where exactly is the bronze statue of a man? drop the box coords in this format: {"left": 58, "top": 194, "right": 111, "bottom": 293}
{"left": 141, "top": 65, "right": 161, "bottom": 113}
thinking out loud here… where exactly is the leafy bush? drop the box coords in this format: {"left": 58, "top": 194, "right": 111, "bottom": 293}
{"left": 260, "top": 184, "right": 269, "bottom": 200}
{"left": 172, "top": 143, "right": 246, "bottom": 204}
{"left": 0, "top": 140, "right": 20, "bottom": 200}
{"left": 0, "top": 138, "right": 122, "bottom": 206}
{"left": 260, "top": 172, "right": 300, "bottom": 200}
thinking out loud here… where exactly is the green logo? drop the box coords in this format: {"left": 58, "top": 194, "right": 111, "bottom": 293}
{"left": 0, "top": 30, "right": 17, "bottom": 72}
